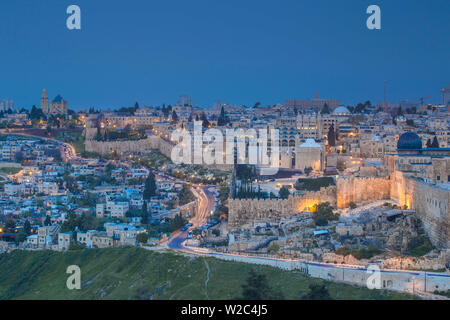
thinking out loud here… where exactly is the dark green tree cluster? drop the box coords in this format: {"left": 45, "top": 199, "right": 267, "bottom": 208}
{"left": 238, "top": 269, "right": 284, "bottom": 300}
{"left": 60, "top": 213, "right": 99, "bottom": 232}
{"left": 301, "top": 283, "right": 332, "bottom": 300}
{"left": 426, "top": 136, "right": 440, "bottom": 148}
{"left": 178, "top": 184, "right": 195, "bottom": 206}
{"left": 321, "top": 103, "right": 330, "bottom": 114}
{"left": 161, "top": 105, "right": 172, "bottom": 118}
{"left": 29, "top": 105, "right": 47, "bottom": 121}
{"left": 200, "top": 112, "right": 210, "bottom": 128}
{"left": 169, "top": 213, "right": 187, "bottom": 232}
{"left": 354, "top": 101, "right": 372, "bottom": 113}
{"left": 143, "top": 173, "right": 157, "bottom": 201}
{"left": 294, "top": 177, "right": 335, "bottom": 191}
{"left": 217, "top": 106, "right": 229, "bottom": 126}
{"left": 312, "top": 202, "right": 339, "bottom": 226}
{"left": 236, "top": 164, "right": 255, "bottom": 182}
{"left": 327, "top": 124, "right": 336, "bottom": 147}
{"left": 171, "top": 110, "right": 178, "bottom": 123}
{"left": 235, "top": 183, "right": 268, "bottom": 200}
{"left": 278, "top": 186, "right": 290, "bottom": 199}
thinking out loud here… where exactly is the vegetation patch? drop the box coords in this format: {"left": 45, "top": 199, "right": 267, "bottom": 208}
{"left": 0, "top": 247, "right": 415, "bottom": 300}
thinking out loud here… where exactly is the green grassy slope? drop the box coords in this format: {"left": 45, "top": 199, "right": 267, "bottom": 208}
{"left": 0, "top": 247, "right": 415, "bottom": 300}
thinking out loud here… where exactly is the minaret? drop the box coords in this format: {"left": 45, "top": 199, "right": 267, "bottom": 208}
{"left": 41, "top": 89, "right": 49, "bottom": 114}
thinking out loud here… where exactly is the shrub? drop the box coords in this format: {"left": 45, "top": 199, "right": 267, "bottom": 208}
{"left": 312, "top": 202, "right": 339, "bottom": 226}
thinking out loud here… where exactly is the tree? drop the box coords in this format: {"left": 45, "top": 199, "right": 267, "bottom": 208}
{"left": 321, "top": 103, "right": 330, "bottom": 114}
{"left": 24, "top": 220, "right": 32, "bottom": 235}
{"left": 5, "top": 218, "right": 16, "bottom": 230}
{"left": 201, "top": 112, "right": 210, "bottom": 128}
{"left": 178, "top": 184, "right": 195, "bottom": 206}
{"left": 14, "top": 151, "right": 25, "bottom": 162}
{"left": 301, "top": 283, "right": 332, "bottom": 300}
{"left": 217, "top": 106, "right": 229, "bottom": 126}
{"left": 238, "top": 269, "right": 283, "bottom": 300}
{"left": 304, "top": 167, "right": 313, "bottom": 176}
{"left": 143, "top": 173, "right": 157, "bottom": 200}
{"left": 312, "top": 202, "right": 339, "bottom": 226}
{"left": 141, "top": 201, "right": 149, "bottom": 224}
{"left": 327, "top": 124, "right": 336, "bottom": 147}
{"left": 15, "top": 231, "right": 27, "bottom": 244}
{"left": 29, "top": 105, "right": 46, "bottom": 121}
{"left": 218, "top": 182, "right": 230, "bottom": 202}
{"left": 236, "top": 164, "right": 254, "bottom": 182}
{"left": 136, "top": 232, "right": 149, "bottom": 244}
{"left": 171, "top": 110, "right": 178, "bottom": 123}
{"left": 279, "top": 186, "right": 290, "bottom": 199}
{"left": 426, "top": 138, "right": 432, "bottom": 148}
{"left": 44, "top": 215, "right": 52, "bottom": 226}
{"left": 431, "top": 136, "right": 440, "bottom": 148}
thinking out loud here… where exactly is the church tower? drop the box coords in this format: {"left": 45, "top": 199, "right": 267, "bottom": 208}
{"left": 41, "top": 89, "right": 49, "bottom": 114}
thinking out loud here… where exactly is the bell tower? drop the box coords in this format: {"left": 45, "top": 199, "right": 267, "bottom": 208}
{"left": 41, "top": 89, "right": 49, "bottom": 114}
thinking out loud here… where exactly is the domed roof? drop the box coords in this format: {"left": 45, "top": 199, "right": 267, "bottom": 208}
{"left": 299, "top": 139, "right": 321, "bottom": 148}
{"left": 397, "top": 131, "right": 422, "bottom": 150}
{"left": 333, "top": 106, "right": 350, "bottom": 114}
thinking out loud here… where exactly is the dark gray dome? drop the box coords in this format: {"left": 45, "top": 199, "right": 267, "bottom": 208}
{"left": 397, "top": 131, "right": 422, "bottom": 150}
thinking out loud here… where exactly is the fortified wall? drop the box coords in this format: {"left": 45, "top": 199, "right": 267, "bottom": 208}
{"left": 336, "top": 176, "right": 391, "bottom": 209}
{"left": 229, "top": 174, "right": 449, "bottom": 249}
{"left": 391, "top": 171, "right": 449, "bottom": 249}
{"left": 85, "top": 136, "right": 161, "bottom": 155}
{"left": 85, "top": 134, "right": 231, "bottom": 171}
{"left": 228, "top": 187, "right": 336, "bottom": 231}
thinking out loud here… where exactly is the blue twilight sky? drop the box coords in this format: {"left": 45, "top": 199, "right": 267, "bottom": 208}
{"left": 0, "top": 0, "right": 449, "bottom": 110}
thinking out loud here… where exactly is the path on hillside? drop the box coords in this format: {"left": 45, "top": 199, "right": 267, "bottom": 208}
{"left": 204, "top": 260, "right": 210, "bottom": 300}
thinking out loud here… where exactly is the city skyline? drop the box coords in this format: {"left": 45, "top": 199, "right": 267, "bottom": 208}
{"left": 0, "top": 0, "right": 449, "bottom": 109}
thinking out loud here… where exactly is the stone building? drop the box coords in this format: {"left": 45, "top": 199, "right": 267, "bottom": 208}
{"left": 49, "top": 94, "right": 68, "bottom": 116}
{"left": 295, "top": 139, "right": 325, "bottom": 172}
{"left": 40, "top": 89, "right": 68, "bottom": 116}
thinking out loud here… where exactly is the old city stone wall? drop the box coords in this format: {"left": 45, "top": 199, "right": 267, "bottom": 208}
{"left": 337, "top": 176, "right": 391, "bottom": 209}
{"left": 228, "top": 187, "right": 336, "bottom": 231}
{"left": 85, "top": 135, "right": 232, "bottom": 172}
{"left": 391, "top": 171, "right": 449, "bottom": 249}
{"left": 229, "top": 173, "right": 449, "bottom": 250}
{"left": 85, "top": 136, "right": 160, "bottom": 155}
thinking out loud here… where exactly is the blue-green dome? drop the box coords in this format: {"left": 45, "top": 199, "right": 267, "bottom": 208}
{"left": 53, "top": 95, "right": 64, "bottom": 103}
{"left": 397, "top": 131, "right": 422, "bottom": 150}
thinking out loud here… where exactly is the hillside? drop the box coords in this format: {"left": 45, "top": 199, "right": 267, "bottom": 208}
{"left": 0, "top": 247, "right": 415, "bottom": 300}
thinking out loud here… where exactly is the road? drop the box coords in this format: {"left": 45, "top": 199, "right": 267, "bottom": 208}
{"left": 168, "top": 185, "right": 216, "bottom": 250}
{"left": 0, "top": 129, "right": 77, "bottom": 161}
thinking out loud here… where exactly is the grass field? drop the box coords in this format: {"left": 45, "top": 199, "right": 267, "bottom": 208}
{"left": 0, "top": 167, "right": 21, "bottom": 175}
{"left": 0, "top": 247, "right": 416, "bottom": 300}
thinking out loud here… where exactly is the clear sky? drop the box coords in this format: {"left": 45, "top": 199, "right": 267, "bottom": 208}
{"left": 0, "top": 0, "right": 449, "bottom": 109}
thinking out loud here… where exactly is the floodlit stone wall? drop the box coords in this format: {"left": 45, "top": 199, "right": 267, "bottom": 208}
{"left": 337, "top": 176, "right": 391, "bottom": 209}
{"left": 228, "top": 187, "right": 337, "bottom": 231}
{"left": 391, "top": 171, "right": 449, "bottom": 249}
{"left": 85, "top": 136, "right": 160, "bottom": 155}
